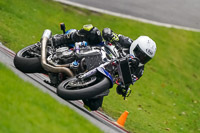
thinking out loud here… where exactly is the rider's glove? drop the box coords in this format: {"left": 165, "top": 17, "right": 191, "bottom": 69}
{"left": 116, "top": 85, "right": 132, "bottom": 99}
{"left": 102, "top": 28, "right": 119, "bottom": 43}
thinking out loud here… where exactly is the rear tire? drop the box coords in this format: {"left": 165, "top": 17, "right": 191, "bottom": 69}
{"left": 14, "top": 44, "right": 45, "bottom": 73}
{"left": 57, "top": 76, "right": 111, "bottom": 100}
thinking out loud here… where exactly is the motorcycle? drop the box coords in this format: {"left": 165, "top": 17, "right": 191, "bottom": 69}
{"left": 14, "top": 24, "right": 136, "bottom": 100}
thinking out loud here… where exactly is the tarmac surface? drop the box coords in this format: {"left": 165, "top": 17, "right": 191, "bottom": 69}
{"left": 61, "top": 0, "right": 200, "bottom": 31}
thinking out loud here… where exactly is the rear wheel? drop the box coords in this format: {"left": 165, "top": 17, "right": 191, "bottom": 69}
{"left": 57, "top": 74, "right": 111, "bottom": 100}
{"left": 14, "top": 44, "right": 45, "bottom": 73}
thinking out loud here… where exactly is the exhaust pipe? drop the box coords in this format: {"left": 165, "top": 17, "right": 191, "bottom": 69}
{"left": 41, "top": 29, "right": 74, "bottom": 77}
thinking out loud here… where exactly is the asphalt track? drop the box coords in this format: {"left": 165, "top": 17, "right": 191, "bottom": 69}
{"left": 0, "top": 42, "right": 129, "bottom": 133}
{"left": 55, "top": 0, "right": 200, "bottom": 32}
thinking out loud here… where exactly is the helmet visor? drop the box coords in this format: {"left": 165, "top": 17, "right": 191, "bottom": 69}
{"left": 133, "top": 45, "right": 151, "bottom": 64}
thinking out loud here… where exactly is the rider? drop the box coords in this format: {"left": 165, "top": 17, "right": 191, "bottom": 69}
{"left": 52, "top": 24, "right": 157, "bottom": 111}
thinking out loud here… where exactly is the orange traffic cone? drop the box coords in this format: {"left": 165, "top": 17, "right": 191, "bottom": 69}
{"left": 115, "top": 110, "right": 129, "bottom": 128}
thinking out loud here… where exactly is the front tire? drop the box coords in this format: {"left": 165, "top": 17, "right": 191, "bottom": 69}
{"left": 57, "top": 76, "right": 111, "bottom": 100}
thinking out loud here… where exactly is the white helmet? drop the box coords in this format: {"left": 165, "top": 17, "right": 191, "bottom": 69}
{"left": 129, "top": 36, "right": 157, "bottom": 64}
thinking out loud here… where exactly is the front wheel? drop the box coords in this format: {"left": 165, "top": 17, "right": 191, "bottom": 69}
{"left": 57, "top": 75, "right": 111, "bottom": 100}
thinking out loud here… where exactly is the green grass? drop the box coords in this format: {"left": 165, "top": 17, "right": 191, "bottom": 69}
{"left": 0, "top": 63, "right": 102, "bottom": 133}
{"left": 0, "top": 0, "right": 200, "bottom": 133}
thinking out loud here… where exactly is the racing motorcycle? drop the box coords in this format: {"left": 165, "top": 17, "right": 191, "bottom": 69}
{"left": 14, "top": 24, "right": 136, "bottom": 100}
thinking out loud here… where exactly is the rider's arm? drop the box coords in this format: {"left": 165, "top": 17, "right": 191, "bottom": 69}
{"left": 118, "top": 34, "right": 133, "bottom": 48}
{"left": 102, "top": 28, "right": 133, "bottom": 48}
{"left": 116, "top": 65, "right": 144, "bottom": 99}
{"left": 135, "top": 65, "right": 144, "bottom": 79}
{"left": 130, "top": 57, "right": 144, "bottom": 80}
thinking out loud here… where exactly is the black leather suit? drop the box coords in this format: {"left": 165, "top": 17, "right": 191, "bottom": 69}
{"left": 52, "top": 25, "right": 144, "bottom": 111}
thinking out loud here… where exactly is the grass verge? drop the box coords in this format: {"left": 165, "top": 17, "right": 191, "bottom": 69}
{"left": 0, "top": 0, "right": 200, "bottom": 132}
{"left": 0, "top": 63, "right": 102, "bottom": 133}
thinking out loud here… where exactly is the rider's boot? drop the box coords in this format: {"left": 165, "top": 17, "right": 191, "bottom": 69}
{"left": 83, "top": 97, "right": 104, "bottom": 111}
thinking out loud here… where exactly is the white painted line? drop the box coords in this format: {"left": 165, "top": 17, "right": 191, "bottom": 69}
{"left": 54, "top": 0, "right": 200, "bottom": 32}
